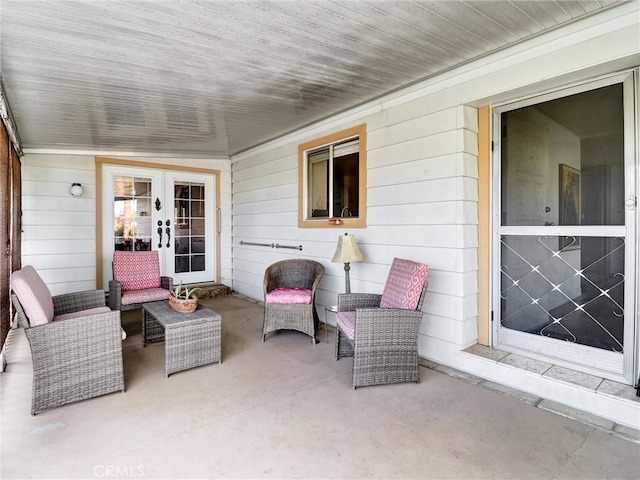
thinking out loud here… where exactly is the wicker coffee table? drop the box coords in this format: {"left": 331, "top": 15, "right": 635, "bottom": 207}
{"left": 142, "top": 300, "right": 222, "bottom": 377}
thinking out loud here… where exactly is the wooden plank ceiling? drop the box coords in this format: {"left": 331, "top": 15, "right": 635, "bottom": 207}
{"left": 0, "top": 0, "right": 624, "bottom": 157}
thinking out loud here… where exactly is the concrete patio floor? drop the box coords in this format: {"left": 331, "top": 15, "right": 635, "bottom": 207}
{"left": 1, "top": 294, "right": 639, "bottom": 479}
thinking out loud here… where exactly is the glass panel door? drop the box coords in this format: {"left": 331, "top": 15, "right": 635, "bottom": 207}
{"left": 113, "top": 175, "right": 154, "bottom": 252}
{"left": 102, "top": 166, "right": 164, "bottom": 288}
{"left": 173, "top": 181, "right": 206, "bottom": 274}
{"left": 102, "top": 165, "right": 216, "bottom": 288}
{"left": 164, "top": 171, "right": 215, "bottom": 284}
{"left": 493, "top": 74, "right": 636, "bottom": 383}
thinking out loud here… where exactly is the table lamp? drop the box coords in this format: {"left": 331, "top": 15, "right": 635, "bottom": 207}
{"left": 331, "top": 233, "right": 364, "bottom": 294}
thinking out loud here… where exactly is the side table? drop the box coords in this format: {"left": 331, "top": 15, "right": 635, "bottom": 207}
{"left": 142, "top": 300, "right": 222, "bottom": 377}
{"left": 322, "top": 305, "right": 338, "bottom": 344}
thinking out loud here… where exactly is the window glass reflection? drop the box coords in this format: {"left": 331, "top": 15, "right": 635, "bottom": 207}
{"left": 501, "top": 84, "right": 624, "bottom": 227}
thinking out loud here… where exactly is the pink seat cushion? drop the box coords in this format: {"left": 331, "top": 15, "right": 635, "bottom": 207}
{"left": 10, "top": 266, "right": 54, "bottom": 326}
{"left": 121, "top": 288, "right": 170, "bottom": 305}
{"left": 113, "top": 251, "right": 161, "bottom": 291}
{"left": 265, "top": 288, "right": 312, "bottom": 304}
{"left": 380, "top": 258, "right": 429, "bottom": 310}
{"left": 336, "top": 311, "right": 356, "bottom": 341}
{"left": 54, "top": 307, "right": 127, "bottom": 340}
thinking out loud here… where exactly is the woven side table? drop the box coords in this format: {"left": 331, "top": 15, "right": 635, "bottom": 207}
{"left": 142, "top": 300, "right": 222, "bottom": 377}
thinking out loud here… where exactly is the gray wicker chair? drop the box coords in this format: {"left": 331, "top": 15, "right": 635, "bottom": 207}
{"left": 335, "top": 258, "right": 429, "bottom": 388}
{"left": 108, "top": 250, "right": 173, "bottom": 312}
{"left": 10, "top": 289, "right": 125, "bottom": 415}
{"left": 262, "top": 259, "right": 325, "bottom": 344}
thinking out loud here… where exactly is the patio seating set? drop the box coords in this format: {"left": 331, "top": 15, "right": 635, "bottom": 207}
{"left": 10, "top": 251, "right": 221, "bottom": 415}
{"left": 262, "top": 256, "right": 429, "bottom": 388}
{"left": 10, "top": 250, "right": 429, "bottom": 415}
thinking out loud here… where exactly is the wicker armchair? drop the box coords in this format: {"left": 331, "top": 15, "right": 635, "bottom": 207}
{"left": 10, "top": 266, "right": 125, "bottom": 415}
{"left": 335, "top": 258, "right": 429, "bottom": 388}
{"left": 262, "top": 259, "right": 325, "bottom": 344}
{"left": 109, "top": 250, "right": 173, "bottom": 312}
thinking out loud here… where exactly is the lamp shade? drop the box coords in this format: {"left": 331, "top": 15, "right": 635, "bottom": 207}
{"left": 332, "top": 233, "right": 364, "bottom": 264}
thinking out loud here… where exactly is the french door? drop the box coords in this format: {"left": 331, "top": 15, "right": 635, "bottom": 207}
{"left": 492, "top": 72, "right": 638, "bottom": 384}
{"left": 101, "top": 165, "right": 216, "bottom": 287}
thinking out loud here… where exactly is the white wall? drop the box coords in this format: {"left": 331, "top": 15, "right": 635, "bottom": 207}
{"left": 20, "top": 154, "right": 232, "bottom": 295}
{"left": 232, "top": 105, "right": 479, "bottom": 354}
{"left": 230, "top": 3, "right": 639, "bottom": 361}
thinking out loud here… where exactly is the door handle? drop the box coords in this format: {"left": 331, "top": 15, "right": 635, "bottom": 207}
{"left": 157, "top": 221, "right": 163, "bottom": 248}
{"left": 626, "top": 195, "right": 636, "bottom": 211}
{"left": 165, "top": 219, "right": 171, "bottom": 248}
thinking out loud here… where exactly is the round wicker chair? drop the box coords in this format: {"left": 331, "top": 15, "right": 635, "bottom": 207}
{"left": 262, "top": 259, "right": 325, "bottom": 344}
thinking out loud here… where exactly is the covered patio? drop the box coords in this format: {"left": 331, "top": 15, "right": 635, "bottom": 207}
{"left": 2, "top": 294, "right": 638, "bottom": 479}
{"left": 1, "top": 2, "right": 640, "bottom": 477}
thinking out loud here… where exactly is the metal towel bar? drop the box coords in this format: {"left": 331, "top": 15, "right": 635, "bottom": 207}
{"left": 240, "top": 241, "right": 303, "bottom": 251}
{"left": 275, "top": 244, "right": 303, "bottom": 251}
{"left": 240, "top": 241, "right": 273, "bottom": 248}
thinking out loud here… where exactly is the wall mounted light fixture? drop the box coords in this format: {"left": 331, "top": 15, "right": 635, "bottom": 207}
{"left": 69, "top": 183, "right": 84, "bottom": 196}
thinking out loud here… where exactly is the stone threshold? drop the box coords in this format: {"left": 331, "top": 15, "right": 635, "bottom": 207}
{"left": 189, "top": 282, "right": 231, "bottom": 299}
{"left": 418, "top": 345, "right": 640, "bottom": 444}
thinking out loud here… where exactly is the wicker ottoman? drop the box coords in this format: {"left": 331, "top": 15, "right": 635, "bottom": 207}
{"left": 142, "top": 300, "right": 222, "bottom": 377}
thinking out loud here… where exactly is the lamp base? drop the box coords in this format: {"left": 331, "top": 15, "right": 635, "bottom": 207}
{"left": 344, "top": 262, "right": 351, "bottom": 294}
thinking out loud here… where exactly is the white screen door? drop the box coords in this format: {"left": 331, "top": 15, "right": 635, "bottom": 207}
{"left": 492, "top": 72, "right": 637, "bottom": 384}
{"left": 101, "top": 165, "right": 216, "bottom": 287}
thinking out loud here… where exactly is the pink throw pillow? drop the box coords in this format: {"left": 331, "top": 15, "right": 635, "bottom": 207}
{"left": 10, "top": 266, "right": 54, "bottom": 326}
{"left": 380, "top": 258, "right": 429, "bottom": 310}
{"left": 113, "top": 251, "right": 162, "bottom": 291}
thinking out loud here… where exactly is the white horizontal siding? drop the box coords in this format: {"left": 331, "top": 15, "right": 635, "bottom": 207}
{"left": 233, "top": 183, "right": 297, "bottom": 204}
{"left": 233, "top": 197, "right": 295, "bottom": 216}
{"left": 233, "top": 212, "right": 297, "bottom": 227}
{"left": 367, "top": 107, "right": 460, "bottom": 150}
{"left": 23, "top": 211, "right": 95, "bottom": 228}
{"left": 368, "top": 177, "right": 479, "bottom": 205}
{"left": 20, "top": 154, "right": 232, "bottom": 294}
{"left": 233, "top": 167, "right": 297, "bottom": 194}
{"left": 233, "top": 154, "right": 297, "bottom": 184}
{"left": 20, "top": 155, "right": 97, "bottom": 295}
{"left": 22, "top": 253, "right": 95, "bottom": 270}
{"left": 368, "top": 153, "right": 478, "bottom": 187}
{"left": 368, "top": 202, "right": 478, "bottom": 226}
{"left": 367, "top": 130, "right": 476, "bottom": 168}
